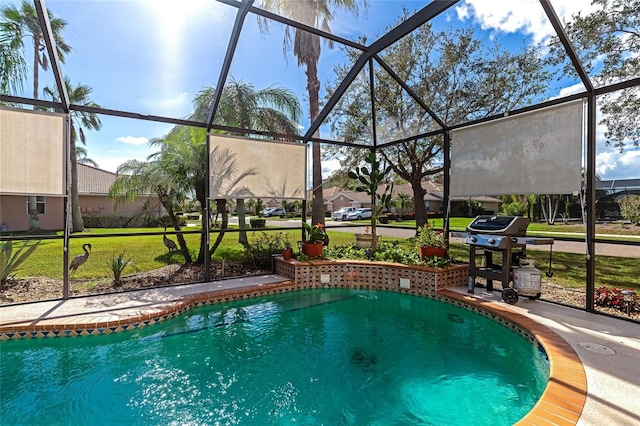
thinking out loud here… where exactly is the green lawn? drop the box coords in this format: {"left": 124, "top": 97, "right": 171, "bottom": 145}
{"left": 11, "top": 223, "right": 639, "bottom": 294}
{"left": 356, "top": 217, "right": 640, "bottom": 240}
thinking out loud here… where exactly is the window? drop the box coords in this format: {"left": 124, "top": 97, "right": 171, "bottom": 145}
{"left": 27, "top": 196, "right": 45, "bottom": 215}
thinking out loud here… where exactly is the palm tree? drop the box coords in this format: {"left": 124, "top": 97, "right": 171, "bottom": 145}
{"left": 109, "top": 158, "right": 193, "bottom": 264}
{"left": 2, "top": 1, "right": 71, "bottom": 229}
{"left": 75, "top": 146, "right": 98, "bottom": 168}
{"left": 395, "top": 192, "right": 413, "bottom": 216}
{"left": 0, "top": 1, "right": 71, "bottom": 100}
{"left": 257, "top": 0, "right": 362, "bottom": 226}
{"left": 44, "top": 77, "right": 101, "bottom": 232}
{"left": 192, "top": 77, "right": 301, "bottom": 246}
{"left": 0, "top": 28, "right": 26, "bottom": 94}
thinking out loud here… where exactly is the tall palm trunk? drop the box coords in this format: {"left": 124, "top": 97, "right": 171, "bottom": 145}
{"left": 69, "top": 136, "right": 84, "bottom": 232}
{"left": 28, "top": 36, "right": 41, "bottom": 231}
{"left": 157, "top": 191, "right": 191, "bottom": 263}
{"left": 209, "top": 199, "right": 229, "bottom": 259}
{"left": 306, "top": 59, "right": 325, "bottom": 225}
{"left": 237, "top": 198, "right": 249, "bottom": 246}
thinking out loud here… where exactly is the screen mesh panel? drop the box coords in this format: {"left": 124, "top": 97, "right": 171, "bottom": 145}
{"left": 0, "top": 107, "right": 66, "bottom": 195}
{"left": 208, "top": 134, "right": 306, "bottom": 200}
{"left": 450, "top": 99, "right": 584, "bottom": 196}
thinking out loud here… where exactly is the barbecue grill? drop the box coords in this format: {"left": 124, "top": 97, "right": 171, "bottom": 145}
{"left": 463, "top": 215, "right": 553, "bottom": 298}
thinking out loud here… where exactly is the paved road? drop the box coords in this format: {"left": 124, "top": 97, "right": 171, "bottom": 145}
{"left": 259, "top": 218, "right": 640, "bottom": 259}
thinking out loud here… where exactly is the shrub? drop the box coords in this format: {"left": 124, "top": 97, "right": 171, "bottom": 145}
{"left": 1, "top": 240, "right": 40, "bottom": 289}
{"left": 250, "top": 218, "right": 266, "bottom": 228}
{"left": 105, "top": 250, "right": 136, "bottom": 287}
{"left": 502, "top": 201, "right": 527, "bottom": 216}
{"left": 323, "top": 241, "right": 451, "bottom": 267}
{"left": 619, "top": 195, "right": 640, "bottom": 225}
{"left": 374, "top": 241, "right": 420, "bottom": 264}
{"left": 82, "top": 215, "right": 178, "bottom": 228}
{"left": 244, "top": 232, "right": 287, "bottom": 269}
{"left": 594, "top": 286, "right": 638, "bottom": 313}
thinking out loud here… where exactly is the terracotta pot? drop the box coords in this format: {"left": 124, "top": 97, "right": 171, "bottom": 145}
{"left": 282, "top": 247, "right": 293, "bottom": 260}
{"left": 419, "top": 246, "right": 446, "bottom": 259}
{"left": 302, "top": 242, "right": 324, "bottom": 258}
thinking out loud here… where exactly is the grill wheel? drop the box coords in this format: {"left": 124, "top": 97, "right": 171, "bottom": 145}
{"left": 502, "top": 288, "right": 519, "bottom": 305}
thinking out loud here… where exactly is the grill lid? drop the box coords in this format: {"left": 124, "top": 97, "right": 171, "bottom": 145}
{"left": 466, "top": 215, "right": 530, "bottom": 236}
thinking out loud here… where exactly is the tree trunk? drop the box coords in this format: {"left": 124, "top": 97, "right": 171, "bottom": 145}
{"left": 70, "top": 138, "right": 85, "bottom": 232}
{"left": 28, "top": 39, "right": 41, "bottom": 231}
{"left": 411, "top": 179, "right": 428, "bottom": 228}
{"left": 237, "top": 198, "right": 248, "bottom": 246}
{"left": 168, "top": 216, "right": 192, "bottom": 264}
{"left": 209, "top": 199, "right": 229, "bottom": 258}
{"left": 194, "top": 192, "right": 210, "bottom": 265}
{"left": 306, "top": 59, "right": 325, "bottom": 226}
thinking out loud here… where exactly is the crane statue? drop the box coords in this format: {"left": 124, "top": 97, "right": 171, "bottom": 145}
{"left": 69, "top": 243, "right": 92, "bottom": 276}
{"left": 163, "top": 227, "right": 178, "bottom": 252}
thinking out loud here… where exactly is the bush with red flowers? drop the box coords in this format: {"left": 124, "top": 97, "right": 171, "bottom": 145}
{"left": 594, "top": 286, "right": 638, "bottom": 313}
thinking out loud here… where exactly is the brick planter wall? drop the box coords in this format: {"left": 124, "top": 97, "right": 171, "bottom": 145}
{"left": 275, "top": 258, "right": 468, "bottom": 298}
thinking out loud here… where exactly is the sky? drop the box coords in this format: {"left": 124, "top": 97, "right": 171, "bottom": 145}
{"left": 4, "top": 0, "right": 639, "bottom": 182}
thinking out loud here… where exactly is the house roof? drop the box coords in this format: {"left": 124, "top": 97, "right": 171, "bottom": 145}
{"left": 597, "top": 178, "right": 640, "bottom": 191}
{"left": 323, "top": 186, "right": 343, "bottom": 198}
{"left": 78, "top": 164, "right": 118, "bottom": 195}
{"left": 326, "top": 190, "right": 370, "bottom": 204}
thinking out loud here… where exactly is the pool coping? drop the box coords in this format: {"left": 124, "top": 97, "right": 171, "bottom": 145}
{"left": 440, "top": 289, "right": 586, "bottom": 425}
{"left": 0, "top": 278, "right": 586, "bottom": 425}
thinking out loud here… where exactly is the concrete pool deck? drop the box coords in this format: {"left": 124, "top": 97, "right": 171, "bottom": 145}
{"left": 0, "top": 275, "right": 638, "bottom": 425}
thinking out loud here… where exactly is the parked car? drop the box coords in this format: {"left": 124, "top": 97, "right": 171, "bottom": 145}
{"left": 331, "top": 207, "right": 357, "bottom": 221}
{"left": 346, "top": 208, "right": 372, "bottom": 220}
{"left": 262, "top": 207, "right": 286, "bottom": 217}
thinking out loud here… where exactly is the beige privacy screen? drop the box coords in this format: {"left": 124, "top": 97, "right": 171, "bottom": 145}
{"left": 208, "top": 134, "right": 306, "bottom": 199}
{"left": 450, "top": 99, "right": 584, "bottom": 196}
{"left": 0, "top": 107, "right": 66, "bottom": 195}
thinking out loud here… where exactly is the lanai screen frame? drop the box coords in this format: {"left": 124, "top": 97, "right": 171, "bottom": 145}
{"left": 1, "top": 0, "right": 639, "bottom": 312}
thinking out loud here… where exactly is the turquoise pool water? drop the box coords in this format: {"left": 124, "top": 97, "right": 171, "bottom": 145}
{"left": 0, "top": 290, "right": 549, "bottom": 425}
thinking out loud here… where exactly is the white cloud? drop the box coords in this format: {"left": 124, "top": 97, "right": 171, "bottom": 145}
{"left": 596, "top": 149, "right": 640, "bottom": 180}
{"left": 322, "top": 158, "right": 341, "bottom": 179}
{"left": 116, "top": 136, "right": 149, "bottom": 146}
{"left": 455, "top": 5, "right": 469, "bottom": 21}
{"left": 556, "top": 82, "right": 586, "bottom": 98}
{"left": 459, "top": 0, "right": 599, "bottom": 45}
{"left": 91, "top": 156, "right": 135, "bottom": 173}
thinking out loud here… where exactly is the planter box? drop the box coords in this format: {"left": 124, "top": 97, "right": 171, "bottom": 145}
{"left": 275, "top": 258, "right": 468, "bottom": 298}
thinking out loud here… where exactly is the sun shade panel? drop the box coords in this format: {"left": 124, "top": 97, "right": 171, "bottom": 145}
{"left": 0, "top": 107, "right": 66, "bottom": 196}
{"left": 208, "top": 134, "right": 306, "bottom": 200}
{"left": 450, "top": 99, "right": 584, "bottom": 196}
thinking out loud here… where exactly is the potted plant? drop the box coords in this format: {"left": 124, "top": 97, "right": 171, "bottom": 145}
{"left": 348, "top": 152, "right": 394, "bottom": 252}
{"left": 302, "top": 222, "right": 328, "bottom": 257}
{"left": 416, "top": 222, "right": 446, "bottom": 259}
{"left": 282, "top": 236, "right": 293, "bottom": 261}
{"left": 355, "top": 226, "right": 378, "bottom": 249}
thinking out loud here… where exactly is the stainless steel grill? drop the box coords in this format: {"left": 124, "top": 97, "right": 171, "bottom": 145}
{"left": 463, "top": 215, "right": 553, "bottom": 294}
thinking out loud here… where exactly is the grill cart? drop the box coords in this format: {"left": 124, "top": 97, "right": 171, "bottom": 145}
{"left": 462, "top": 215, "right": 554, "bottom": 304}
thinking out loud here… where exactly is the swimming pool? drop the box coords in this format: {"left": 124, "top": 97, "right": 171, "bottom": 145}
{"left": 0, "top": 289, "right": 549, "bottom": 425}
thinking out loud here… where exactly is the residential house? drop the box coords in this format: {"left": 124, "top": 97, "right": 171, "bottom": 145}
{"left": 595, "top": 178, "right": 640, "bottom": 220}
{"left": 322, "top": 180, "right": 501, "bottom": 218}
{"left": 0, "top": 164, "right": 161, "bottom": 232}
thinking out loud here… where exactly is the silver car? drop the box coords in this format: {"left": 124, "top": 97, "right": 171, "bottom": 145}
{"left": 346, "top": 208, "right": 372, "bottom": 220}
{"left": 331, "top": 207, "right": 357, "bottom": 221}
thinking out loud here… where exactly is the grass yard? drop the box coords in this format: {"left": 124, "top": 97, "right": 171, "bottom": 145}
{"left": 10, "top": 223, "right": 639, "bottom": 295}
